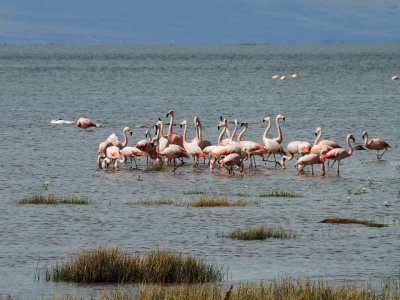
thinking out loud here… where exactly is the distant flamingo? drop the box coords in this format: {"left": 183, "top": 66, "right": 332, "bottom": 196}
{"left": 76, "top": 117, "right": 97, "bottom": 130}
{"left": 272, "top": 74, "right": 280, "bottom": 80}
{"left": 166, "top": 110, "right": 184, "bottom": 147}
{"left": 362, "top": 131, "right": 391, "bottom": 159}
{"left": 220, "top": 153, "right": 243, "bottom": 175}
{"left": 262, "top": 116, "right": 287, "bottom": 167}
{"left": 280, "top": 141, "right": 311, "bottom": 169}
{"left": 237, "top": 122, "right": 269, "bottom": 169}
{"left": 323, "top": 134, "right": 355, "bottom": 174}
{"left": 180, "top": 120, "right": 205, "bottom": 167}
{"left": 291, "top": 73, "right": 299, "bottom": 79}
{"left": 295, "top": 150, "right": 327, "bottom": 176}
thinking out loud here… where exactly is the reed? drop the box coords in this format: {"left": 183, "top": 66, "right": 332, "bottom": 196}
{"left": 190, "top": 198, "right": 248, "bottom": 207}
{"left": 46, "top": 247, "right": 222, "bottom": 284}
{"left": 320, "top": 218, "right": 387, "bottom": 228}
{"left": 258, "top": 190, "right": 302, "bottom": 198}
{"left": 183, "top": 189, "right": 207, "bottom": 195}
{"left": 225, "top": 225, "right": 296, "bottom": 240}
{"left": 16, "top": 195, "right": 91, "bottom": 205}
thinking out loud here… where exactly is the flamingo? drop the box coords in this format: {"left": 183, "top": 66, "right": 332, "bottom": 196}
{"left": 295, "top": 150, "right": 327, "bottom": 176}
{"left": 280, "top": 75, "right": 286, "bottom": 80}
{"left": 272, "top": 74, "right": 280, "bottom": 80}
{"left": 323, "top": 134, "right": 355, "bottom": 175}
{"left": 120, "top": 146, "right": 147, "bottom": 168}
{"left": 135, "top": 130, "right": 158, "bottom": 163}
{"left": 166, "top": 110, "right": 184, "bottom": 147}
{"left": 280, "top": 141, "right": 311, "bottom": 169}
{"left": 391, "top": 75, "right": 399, "bottom": 80}
{"left": 262, "top": 116, "right": 287, "bottom": 167}
{"left": 219, "top": 153, "right": 243, "bottom": 175}
{"left": 105, "top": 145, "right": 124, "bottom": 170}
{"left": 237, "top": 122, "right": 269, "bottom": 169}
{"left": 106, "top": 127, "right": 133, "bottom": 149}
{"left": 180, "top": 120, "right": 205, "bottom": 167}
{"left": 76, "top": 117, "right": 97, "bottom": 130}
{"left": 155, "top": 119, "right": 169, "bottom": 152}
{"left": 291, "top": 73, "right": 299, "bottom": 79}
{"left": 362, "top": 131, "right": 390, "bottom": 159}
{"left": 314, "top": 127, "right": 341, "bottom": 149}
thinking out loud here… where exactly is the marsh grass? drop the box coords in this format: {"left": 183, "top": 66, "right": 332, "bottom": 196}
{"left": 225, "top": 225, "right": 296, "bottom": 240}
{"left": 183, "top": 189, "right": 207, "bottom": 195}
{"left": 320, "top": 218, "right": 387, "bottom": 228}
{"left": 16, "top": 195, "right": 91, "bottom": 205}
{"left": 190, "top": 198, "right": 249, "bottom": 207}
{"left": 130, "top": 199, "right": 182, "bottom": 206}
{"left": 258, "top": 190, "right": 302, "bottom": 198}
{"left": 46, "top": 247, "right": 222, "bottom": 284}
{"left": 52, "top": 278, "right": 400, "bottom": 299}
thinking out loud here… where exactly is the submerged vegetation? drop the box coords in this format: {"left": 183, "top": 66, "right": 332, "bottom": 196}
{"left": 46, "top": 247, "right": 222, "bottom": 284}
{"left": 320, "top": 218, "right": 387, "bottom": 228}
{"left": 130, "top": 199, "right": 181, "bottom": 206}
{"left": 258, "top": 190, "right": 302, "bottom": 198}
{"left": 17, "top": 194, "right": 92, "bottom": 205}
{"left": 225, "top": 225, "right": 296, "bottom": 240}
{"left": 190, "top": 198, "right": 249, "bottom": 207}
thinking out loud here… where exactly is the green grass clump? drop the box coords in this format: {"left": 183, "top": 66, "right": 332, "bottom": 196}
{"left": 17, "top": 195, "right": 91, "bottom": 205}
{"left": 190, "top": 198, "right": 248, "bottom": 207}
{"left": 320, "top": 218, "right": 387, "bottom": 228}
{"left": 46, "top": 247, "right": 222, "bottom": 284}
{"left": 226, "top": 225, "right": 296, "bottom": 240}
{"left": 258, "top": 190, "right": 302, "bottom": 198}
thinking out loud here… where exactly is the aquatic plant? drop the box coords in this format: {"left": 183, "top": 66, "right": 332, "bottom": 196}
{"left": 16, "top": 195, "right": 92, "bottom": 205}
{"left": 190, "top": 198, "right": 248, "bottom": 207}
{"left": 130, "top": 199, "right": 181, "bottom": 206}
{"left": 46, "top": 247, "right": 222, "bottom": 284}
{"left": 144, "top": 164, "right": 167, "bottom": 172}
{"left": 225, "top": 225, "right": 296, "bottom": 240}
{"left": 183, "top": 189, "right": 207, "bottom": 195}
{"left": 320, "top": 218, "right": 387, "bottom": 228}
{"left": 258, "top": 190, "right": 302, "bottom": 198}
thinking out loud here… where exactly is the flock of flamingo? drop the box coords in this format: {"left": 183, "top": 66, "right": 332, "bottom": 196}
{"left": 75, "top": 112, "right": 391, "bottom": 176}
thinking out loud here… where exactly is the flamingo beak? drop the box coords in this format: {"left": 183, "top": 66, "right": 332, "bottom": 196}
{"left": 262, "top": 119, "right": 265, "bottom": 123}
{"left": 220, "top": 116, "right": 223, "bottom": 121}
{"left": 217, "top": 126, "right": 220, "bottom": 130}
{"left": 283, "top": 117, "right": 286, "bottom": 122}
{"left": 165, "top": 114, "right": 168, "bottom": 118}
{"left": 315, "top": 132, "right": 318, "bottom": 136}
{"left": 130, "top": 132, "right": 133, "bottom": 136}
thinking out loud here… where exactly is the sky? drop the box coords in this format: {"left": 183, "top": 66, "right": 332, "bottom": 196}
{"left": 0, "top": 0, "right": 399, "bottom": 45}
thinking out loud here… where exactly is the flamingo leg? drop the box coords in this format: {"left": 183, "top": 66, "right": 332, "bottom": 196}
{"left": 337, "top": 161, "right": 340, "bottom": 175}
{"left": 378, "top": 148, "right": 387, "bottom": 159}
{"left": 331, "top": 160, "right": 336, "bottom": 168}
{"left": 321, "top": 163, "right": 325, "bottom": 176}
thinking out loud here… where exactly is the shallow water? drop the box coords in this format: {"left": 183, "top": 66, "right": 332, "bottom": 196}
{"left": 0, "top": 45, "right": 399, "bottom": 298}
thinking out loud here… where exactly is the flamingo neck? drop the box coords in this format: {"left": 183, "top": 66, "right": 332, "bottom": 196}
{"left": 237, "top": 126, "right": 247, "bottom": 143}
{"left": 347, "top": 136, "right": 354, "bottom": 155}
{"left": 168, "top": 114, "right": 174, "bottom": 137}
{"left": 197, "top": 122, "right": 203, "bottom": 140}
{"left": 217, "top": 126, "right": 227, "bottom": 145}
{"left": 230, "top": 122, "right": 238, "bottom": 141}
{"left": 159, "top": 122, "right": 165, "bottom": 138}
{"left": 314, "top": 130, "right": 322, "bottom": 146}
{"left": 122, "top": 129, "right": 129, "bottom": 148}
{"left": 263, "top": 119, "right": 271, "bottom": 140}
{"left": 275, "top": 117, "right": 283, "bottom": 143}
{"left": 182, "top": 123, "right": 188, "bottom": 144}
{"left": 363, "top": 134, "right": 368, "bottom": 147}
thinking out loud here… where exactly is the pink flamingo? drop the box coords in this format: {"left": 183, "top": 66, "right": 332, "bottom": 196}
{"left": 105, "top": 145, "right": 124, "bottom": 170}
{"left": 219, "top": 153, "right": 244, "bottom": 175}
{"left": 314, "top": 127, "right": 341, "bottom": 148}
{"left": 135, "top": 130, "right": 158, "bottom": 164}
{"left": 155, "top": 131, "right": 189, "bottom": 172}
{"left": 280, "top": 141, "right": 311, "bottom": 169}
{"left": 120, "top": 146, "right": 147, "bottom": 168}
{"left": 166, "top": 110, "right": 184, "bottom": 147}
{"left": 262, "top": 116, "right": 287, "bottom": 167}
{"left": 237, "top": 122, "right": 269, "bottom": 169}
{"left": 323, "top": 134, "right": 355, "bottom": 174}
{"left": 180, "top": 120, "right": 205, "bottom": 167}
{"left": 295, "top": 150, "right": 327, "bottom": 176}
{"left": 76, "top": 117, "right": 97, "bottom": 130}
{"left": 106, "top": 127, "right": 133, "bottom": 149}
{"left": 362, "top": 131, "right": 391, "bottom": 159}
{"left": 155, "top": 119, "right": 169, "bottom": 152}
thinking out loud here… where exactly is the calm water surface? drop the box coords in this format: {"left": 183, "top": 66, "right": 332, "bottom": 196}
{"left": 0, "top": 45, "right": 399, "bottom": 298}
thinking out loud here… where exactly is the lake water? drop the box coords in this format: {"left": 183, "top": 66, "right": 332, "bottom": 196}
{"left": 0, "top": 45, "right": 399, "bottom": 298}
